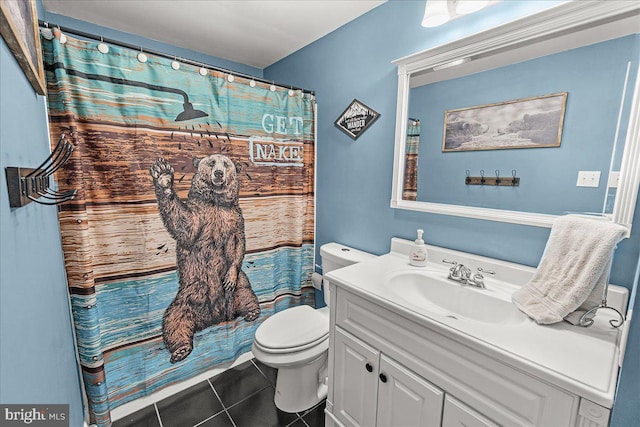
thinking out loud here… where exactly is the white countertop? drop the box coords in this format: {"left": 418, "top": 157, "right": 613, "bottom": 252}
{"left": 325, "top": 241, "right": 626, "bottom": 408}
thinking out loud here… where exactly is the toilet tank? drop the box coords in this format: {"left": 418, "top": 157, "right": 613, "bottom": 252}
{"left": 319, "top": 243, "right": 376, "bottom": 305}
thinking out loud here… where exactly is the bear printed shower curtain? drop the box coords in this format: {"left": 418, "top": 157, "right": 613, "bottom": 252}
{"left": 42, "top": 31, "right": 315, "bottom": 426}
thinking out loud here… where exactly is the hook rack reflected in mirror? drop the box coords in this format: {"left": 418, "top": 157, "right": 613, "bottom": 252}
{"left": 465, "top": 169, "right": 519, "bottom": 186}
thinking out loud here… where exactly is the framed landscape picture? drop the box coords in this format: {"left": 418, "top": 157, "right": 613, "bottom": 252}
{"left": 442, "top": 92, "right": 567, "bottom": 152}
{"left": 0, "top": 0, "right": 46, "bottom": 95}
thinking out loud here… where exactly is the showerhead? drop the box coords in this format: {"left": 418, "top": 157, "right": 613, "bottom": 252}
{"left": 176, "top": 102, "right": 208, "bottom": 122}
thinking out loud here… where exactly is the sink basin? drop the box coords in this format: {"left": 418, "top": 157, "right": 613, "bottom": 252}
{"left": 384, "top": 271, "right": 526, "bottom": 324}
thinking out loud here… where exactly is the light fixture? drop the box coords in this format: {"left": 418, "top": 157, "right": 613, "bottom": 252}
{"left": 422, "top": 0, "right": 493, "bottom": 28}
{"left": 421, "top": 0, "right": 450, "bottom": 28}
{"left": 456, "top": 0, "right": 489, "bottom": 14}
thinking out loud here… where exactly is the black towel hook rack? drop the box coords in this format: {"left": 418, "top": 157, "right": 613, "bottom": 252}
{"left": 465, "top": 169, "right": 520, "bottom": 186}
{"left": 5, "top": 133, "right": 77, "bottom": 207}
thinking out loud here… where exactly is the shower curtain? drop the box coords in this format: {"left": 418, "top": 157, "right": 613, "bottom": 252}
{"left": 42, "top": 31, "right": 315, "bottom": 426}
{"left": 403, "top": 120, "right": 421, "bottom": 201}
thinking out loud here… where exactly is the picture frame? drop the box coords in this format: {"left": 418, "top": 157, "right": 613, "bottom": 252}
{"left": 335, "top": 99, "right": 380, "bottom": 140}
{"left": 442, "top": 92, "right": 567, "bottom": 152}
{"left": 0, "top": 0, "right": 46, "bottom": 95}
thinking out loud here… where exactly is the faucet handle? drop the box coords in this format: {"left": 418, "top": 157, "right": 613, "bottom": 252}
{"left": 477, "top": 267, "right": 495, "bottom": 275}
{"left": 442, "top": 259, "right": 458, "bottom": 265}
{"left": 468, "top": 271, "right": 486, "bottom": 288}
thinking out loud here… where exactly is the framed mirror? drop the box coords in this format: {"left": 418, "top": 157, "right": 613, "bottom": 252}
{"left": 391, "top": 1, "right": 640, "bottom": 235}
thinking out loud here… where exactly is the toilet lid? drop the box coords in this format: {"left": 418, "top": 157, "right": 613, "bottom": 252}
{"left": 255, "top": 305, "right": 328, "bottom": 350}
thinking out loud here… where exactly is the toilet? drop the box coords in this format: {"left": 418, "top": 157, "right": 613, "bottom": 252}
{"left": 251, "top": 243, "right": 376, "bottom": 413}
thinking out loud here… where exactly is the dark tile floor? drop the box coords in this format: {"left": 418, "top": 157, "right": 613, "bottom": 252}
{"left": 113, "top": 359, "right": 325, "bottom": 427}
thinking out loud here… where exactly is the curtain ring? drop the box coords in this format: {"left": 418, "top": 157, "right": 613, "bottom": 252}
{"left": 58, "top": 28, "right": 67, "bottom": 44}
{"left": 137, "top": 49, "right": 147, "bottom": 63}
{"left": 97, "top": 37, "right": 109, "bottom": 54}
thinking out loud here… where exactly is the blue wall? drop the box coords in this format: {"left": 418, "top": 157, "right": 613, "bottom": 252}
{"left": 410, "top": 35, "right": 638, "bottom": 215}
{"left": 0, "top": 38, "right": 84, "bottom": 425}
{"left": 264, "top": 0, "right": 640, "bottom": 423}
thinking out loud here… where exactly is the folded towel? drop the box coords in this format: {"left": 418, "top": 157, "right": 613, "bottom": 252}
{"left": 512, "top": 215, "right": 627, "bottom": 325}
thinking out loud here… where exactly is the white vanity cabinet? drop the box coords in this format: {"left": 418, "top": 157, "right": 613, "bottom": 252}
{"left": 333, "top": 327, "right": 444, "bottom": 427}
{"left": 325, "top": 283, "right": 613, "bottom": 427}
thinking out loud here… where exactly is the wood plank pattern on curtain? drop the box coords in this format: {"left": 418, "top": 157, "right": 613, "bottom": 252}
{"left": 42, "top": 32, "right": 315, "bottom": 427}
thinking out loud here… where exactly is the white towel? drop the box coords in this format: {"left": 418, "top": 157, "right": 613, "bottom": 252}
{"left": 512, "top": 215, "right": 627, "bottom": 325}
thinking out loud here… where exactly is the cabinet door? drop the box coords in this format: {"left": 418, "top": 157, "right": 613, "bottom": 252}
{"left": 376, "top": 355, "right": 444, "bottom": 427}
{"left": 333, "top": 327, "right": 380, "bottom": 427}
{"left": 442, "top": 395, "right": 499, "bottom": 427}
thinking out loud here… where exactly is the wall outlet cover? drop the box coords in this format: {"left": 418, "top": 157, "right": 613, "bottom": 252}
{"left": 576, "top": 171, "right": 601, "bottom": 187}
{"left": 608, "top": 171, "right": 620, "bottom": 188}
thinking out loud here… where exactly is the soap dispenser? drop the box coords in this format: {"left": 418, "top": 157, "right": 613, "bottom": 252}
{"left": 409, "top": 229, "right": 428, "bottom": 267}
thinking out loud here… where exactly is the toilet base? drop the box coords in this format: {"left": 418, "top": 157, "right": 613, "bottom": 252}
{"left": 272, "top": 354, "right": 328, "bottom": 413}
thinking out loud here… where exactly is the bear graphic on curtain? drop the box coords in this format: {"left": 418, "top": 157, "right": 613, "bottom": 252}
{"left": 151, "top": 155, "right": 261, "bottom": 363}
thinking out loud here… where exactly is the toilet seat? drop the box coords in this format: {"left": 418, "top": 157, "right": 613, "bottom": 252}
{"left": 254, "top": 305, "right": 329, "bottom": 354}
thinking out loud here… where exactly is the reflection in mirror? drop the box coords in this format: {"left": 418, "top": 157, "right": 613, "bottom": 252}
{"left": 405, "top": 35, "right": 638, "bottom": 216}
{"left": 391, "top": 2, "right": 640, "bottom": 230}
{"left": 403, "top": 118, "right": 420, "bottom": 201}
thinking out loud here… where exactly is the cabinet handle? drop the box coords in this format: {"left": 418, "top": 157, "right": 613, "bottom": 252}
{"left": 379, "top": 373, "right": 387, "bottom": 383}
{"left": 365, "top": 363, "right": 373, "bottom": 373}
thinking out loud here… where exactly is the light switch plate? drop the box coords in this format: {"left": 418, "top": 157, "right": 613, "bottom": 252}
{"left": 608, "top": 171, "right": 620, "bottom": 188}
{"left": 576, "top": 171, "right": 601, "bottom": 187}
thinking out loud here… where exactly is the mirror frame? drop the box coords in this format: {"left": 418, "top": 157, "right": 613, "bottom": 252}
{"left": 391, "top": 1, "right": 640, "bottom": 235}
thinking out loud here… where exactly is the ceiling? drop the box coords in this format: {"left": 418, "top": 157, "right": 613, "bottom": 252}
{"left": 42, "top": 0, "right": 387, "bottom": 69}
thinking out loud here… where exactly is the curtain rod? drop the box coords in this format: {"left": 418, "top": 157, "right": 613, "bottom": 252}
{"left": 38, "top": 20, "right": 315, "bottom": 96}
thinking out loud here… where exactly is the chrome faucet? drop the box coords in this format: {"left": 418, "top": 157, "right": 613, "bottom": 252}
{"left": 442, "top": 260, "right": 494, "bottom": 289}
{"left": 442, "top": 260, "right": 471, "bottom": 284}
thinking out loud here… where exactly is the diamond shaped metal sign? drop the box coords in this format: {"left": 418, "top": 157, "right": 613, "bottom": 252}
{"left": 335, "top": 99, "right": 381, "bottom": 140}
